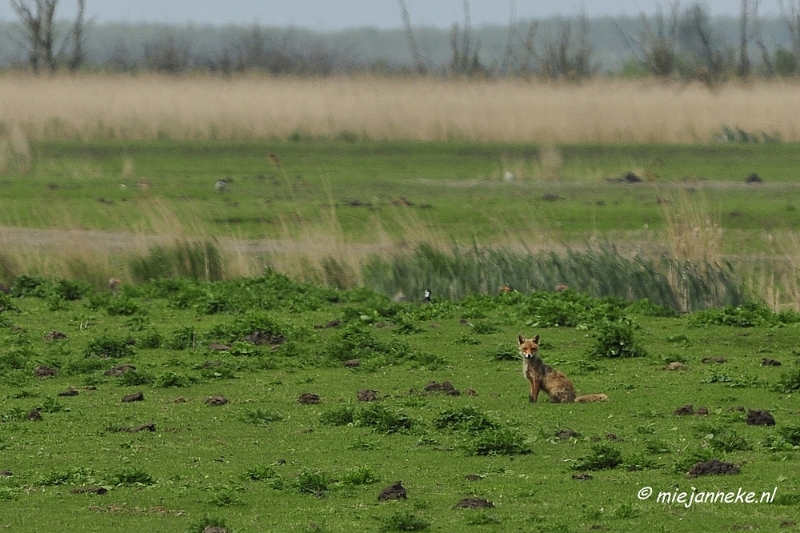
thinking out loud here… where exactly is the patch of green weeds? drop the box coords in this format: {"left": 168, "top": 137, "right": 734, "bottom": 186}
{"left": 296, "top": 469, "right": 332, "bottom": 495}
{"left": 38, "top": 467, "right": 97, "bottom": 486}
{"left": 241, "top": 408, "right": 282, "bottom": 426}
{"left": 155, "top": 371, "right": 194, "bottom": 388}
{"left": 165, "top": 326, "right": 198, "bottom": 350}
{"left": 688, "top": 302, "right": 800, "bottom": 327}
{"left": 777, "top": 368, "right": 800, "bottom": 393}
{"left": 672, "top": 448, "right": 715, "bottom": 475}
{"left": 464, "top": 512, "right": 501, "bottom": 525}
{"left": 572, "top": 444, "right": 624, "bottom": 471}
{"left": 483, "top": 343, "right": 518, "bottom": 361}
{"left": 467, "top": 428, "right": 532, "bottom": 456}
{"left": 434, "top": 406, "right": 500, "bottom": 434}
{"left": 84, "top": 335, "right": 135, "bottom": 358}
{"left": 588, "top": 318, "right": 647, "bottom": 358}
{"left": 453, "top": 332, "right": 480, "bottom": 345}
{"left": 185, "top": 515, "right": 232, "bottom": 533}
{"left": 109, "top": 467, "right": 154, "bottom": 486}
{"left": 381, "top": 511, "right": 430, "bottom": 532}
{"left": 340, "top": 465, "right": 379, "bottom": 486}
{"left": 119, "top": 369, "right": 155, "bottom": 386}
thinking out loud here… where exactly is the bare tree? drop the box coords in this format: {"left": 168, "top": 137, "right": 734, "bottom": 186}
{"left": 10, "top": 0, "right": 61, "bottom": 73}
{"left": 537, "top": 9, "right": 596, "bottom": 80}
{"left": 69, "top": 0, "right": 86, "bottom": 71}
{"left": 397, "top": 0, "right": 426, "bottom": 74}
{"left": 739, "top": 0, "right": 751, "bottom": 77}
{"left": 620, "top": 2, "right": 680, "bottom": 77}
{"left": 449, "top": 0, "right": 482, "bottom": 75}
{"left": 779, "top": 0, "right": 800, "bottom": 66}
{"left": 751, "top": 0, "right": 775, "bottom": 75}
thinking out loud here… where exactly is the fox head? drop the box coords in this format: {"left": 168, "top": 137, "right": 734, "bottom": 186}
{"left": 518, "top": 334, "right": 540, "bottom": 361}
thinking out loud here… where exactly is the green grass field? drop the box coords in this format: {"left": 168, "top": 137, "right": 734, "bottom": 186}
{"left": 5, "top": 140, "right": 800, "bottom": 243}
{"left": 1, "top": 276, "right": 800, "bottom": 532}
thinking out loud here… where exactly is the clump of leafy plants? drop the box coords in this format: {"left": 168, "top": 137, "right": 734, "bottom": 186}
{"left": 571, "top": 444, "right": 624, "bottom": 471}
{"left": 696, "top": 424, "right": 751, "bottom": 452}
{"left": 324, "top": 323, "right": 439, "bottom": 368}
{"left": 588, "top": 318, "right": 647, "bottom": 358}
{"left": 777, "top": 369, "right": 800, "bottom": 393}
{"left": 467, "top": 428, "right": 532, "bottom": 456}
{"left": 381, "top": 511, "right": 430, "bottom": 532}
{"left": 241, "top": 408, "right": 283, "bottom": 426}
{"left": 340, "top": 465, "right": 379, "bottom": 486}
{"left": 434, "top": 406, "right": 500, "bottom": 434}
{"left": 319, "top": 404, "right": 414, "bottom": 434}
{"left": 688, "top": 302, "right": 800, "bottom": 328}
{"left": 109, "top": 467, "right": 154, "bottom": 486}
{"left": 84, "top": 334, "right": 135, "bottom": 359}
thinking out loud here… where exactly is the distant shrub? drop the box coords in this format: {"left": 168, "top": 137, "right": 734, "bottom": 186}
{"left": 105, "top": 297, "right": 141, "bottom": 316}
{"left": 689, "top": 302, "right": 800, "bottom": 328}
{"left": 572, "top": 444, "right": 624, "bottom": 471}
{"left": 54, "top": 279, "right": 91, "bottom": 301}
{"left": 109, "top": 467, "right": 154, "bottom": 486}
{"left": 11, "top": 275, "right": 52, "bottom": 298}
{"left": 467, "top": 428, "right": 532, "bottom": 456}
{"left": 381, "top": 511, "right": 430, "bottom": 532}
{"left": 84, "top": 335, "right": 135, "bottom": 359}
{"left": 588, "top": 318, "right": 647, "bottom": 358}
{"left": 434, "top": 406, "right": 500, "bottom": 434}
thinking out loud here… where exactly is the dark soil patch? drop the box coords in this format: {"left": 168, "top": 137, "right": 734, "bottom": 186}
{"left": 43, "top": 330, "right": 67, "bottom": 341}
{"left": 27, "top": 409, "right": 42, "bottom": 421}
{"left": 58, "top": 387, "right": 79, "bottom": 397}
{"left": 760, "top": 358, "right": 781, "bottom": 366}
{"left": 464, "top": 474, "right": 482, "bottom": 481}
{"left": 343, "top": 359, "right": 360, "bottom": 368}
{"left": 33, "top": 365, "right": 57, "bottom": 377}
{"left": 557, "top": 429, "right": 578, "bottom": 440}
{"left": 780, "top": 521, "right": 797, "bottom": 529}
{"left": 673, "top": 403, "right": 694, "bottom": 415}
{"left": 464, "top": 388, "right": 477, "bottom": 396}
{"left": 688, "top": 458, "right": 740, "bottom": 478}
{"left": 71, "top": 486, "right": 108, "bottom": 495}
{"left": 454, "top": 497, "right": 494, "bottom": 509}
{"left": 701, "top": 357, "right": 726, "bottom": 363}
{"left": 695, "top": 407, "right": 709, "bottom": 416}
{"left": 204, "top": 395, "right": 228, "bottom": 406}
{"left": 746, "top": 409, "right": 775, "bottom": 426}
{"left": 664, "top": 362, "right": 685, "bottom": 371}
{"left": 202, "top": 360, "right": 223, "bottom": 368}
{"left": 121, "top": 392, "right": 145, "bottom": 403}
{"left": 130, "top": 423, "right": 156, "bottom": 432}
{"left": 298, "top": 393, "right": 321, "bottom": 405}
{"left": 243, "top": 331, "right": 285, "bottom": 346}
{"left": 745, "top": 173, "right": 763, "bottom": 183}
{"left": 0, "top": 470, "right": 11, "bottom": 476}
{"left": 105, "top": 364, "right": 136, "bottom": 376}
{"left": 423, "top": 380, "right": 460, "bottom": 396}
{"left": 378, "top": 481, "right": 407, "bottom": 501}
{"left": 357, "top": 389, "right": 379, "bottom": 402}
{"left": 203, "top": 526, "right": 230, "bottom": 533}
{"left": 572, "top": 473, "right": 593, "bottom": 480}
{"left": 314, "top": 319, "right": 341, "bottom": 329}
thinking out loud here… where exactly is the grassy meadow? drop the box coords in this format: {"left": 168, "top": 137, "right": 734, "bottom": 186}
{"left": 2, "top": 75, "right": 800, "bottom": 532}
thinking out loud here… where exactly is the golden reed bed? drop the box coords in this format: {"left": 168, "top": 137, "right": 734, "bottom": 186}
{"left": 1, "top": 74, "right": 799, "bottom": 143}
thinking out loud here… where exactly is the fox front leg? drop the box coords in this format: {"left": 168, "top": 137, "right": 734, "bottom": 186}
{"left": 529, "top": 379, "right": 540, "bottom": 403}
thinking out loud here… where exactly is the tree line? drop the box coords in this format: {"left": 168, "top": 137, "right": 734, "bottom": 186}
{"left": 4, "top": 0, "right": 800, "bottom": 82}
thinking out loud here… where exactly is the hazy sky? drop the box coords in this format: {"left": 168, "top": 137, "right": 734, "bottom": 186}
{"left": 0, "top": 1, "right": 785, "bottom": 28}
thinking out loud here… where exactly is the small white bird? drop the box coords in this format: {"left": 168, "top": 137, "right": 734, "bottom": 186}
{"left": 421, "top": 289, "right": 432, "bottom": 304}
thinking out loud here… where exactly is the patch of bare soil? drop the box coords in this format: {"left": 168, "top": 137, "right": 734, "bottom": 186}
{"left": 701, "top": 357, "right": 726, "bottom": 364}
{"left": 58, "top": 387, "right": 79, "bottom": 397}
{"left": 454, "top": 497, "right": 494, "bottom": 509}
{"left": 121, "top": 392, "right": 144, "bottom": 403}
{"left": 343, "top": 359, "right": 360, "bottom": 368}
{"left": 243, "top": 331, "right": 285, "bottom": 347}
{"left": 43, "top": 330, "right": 67, "bottom": 341}
{"left": 746, "top": 409, "right": 775, "bottom": 426}
{"left": 298, "top": 393, "right": 321, "bottom": 404}
{"left": 422, "top": 380, "right": 460, "bottom": 396}
{"left": 27, "top": 409, "right": 42, "bottom": 421}
{"left": 760, "top": 358, "right": 781, "bottom": 366}
{"left": 464, "top": 474, "right": 482, "bottom": 481}
{"left": 572, "top": 473, "right": 593, "bottom": 480}
{"left": 378, "top": 481, "right": 407, "bottom": 501}
{"left": 557, "top": 429, "right": 579, "bottom": 440}
{"left": 688, "top": 458, "right": 740, "bottom": 478}
{"left": 204, "top": 395, "right": 228, "bottom": 406}
{"left": 71, "top": 486, "right": 108, "bottom": 495}
{"left": 105, "top": 364, "right": 136, "bottom": 376}
{"left": 673, "top": 403, "right": 694, "bottom": 415}
{"left": 357, "top": 389, "right": 379, "bottom": 402}
{"left": 33, "top": 365, "right": 57, "bottom": 377}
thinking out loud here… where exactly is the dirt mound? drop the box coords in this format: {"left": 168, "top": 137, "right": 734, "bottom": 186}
{"left": 0, "top": 470, "right": 11, "bottom": 477}
{"left": 760, "top": 358, "right": 781, "bottom": 366}
{"left": 423, "top": 380, "right": 460, "bottom": 396}
{"left": 105, "top": 364, "right": 136, "bottom": 376}
{"left": 203, "top": 526, "right": 230, "bottom": 533}
{"left": 243, "top": 331, "right": 285, "bottom": 346}
{"left": 27, "top": 409, "right": 42, "bottom": 421}
{"left": 557, "top": 429, "right": 578, "bottom": 440}
{"left": 688, "top": 458, "right": 740, "bottom": 477}
{"left": 207, "top": 343, "right": 231, "bottom": 351}
{"left": 314, "top": 319, "right": 341, "bottom": 329}
{"left": 464, "top": 474, "right": 482, "bottom": 482}
{"left": 71, "top": 486, "right": 108, "bottom": 495}
{"left": 673, "top": 403, "right": 694, "bottom": 415}
{"left": 746, "top": 409, "right": 775, "bottom": 426}
{"left": 58, "top": 387, "right": 79, "bottom": 397}
{"left": 121, "top": 392, "right": 144, "bottom": 403}
{"left": 357, "top": 389, "right": 379, "bottom": 402}
{"left": 204, "top": 395, "right": 228, "bottom": 406}
{"left": 454, "top": 497, "right": 494, "bottom": 509}
{"left": 378, "top": 481, "right": 407, "bottom": 501}
{"left": 572, "top": 473, "right": 593, "bottom": 480}
{"left": 33, "top": 365, "right": 57, "bottom": 377}
{"left": 298, "top": 393, "right": 321, "bottom": 404}
{"left": 43, "top": 330, "right": 67, "bottom": 341}
{"left": 701, "top": 357, "right": 726, "bottom": 363}
{"left": 695, "top": 407, "right": 709, "bottom": 416}
{"left": 343, "top": 359, "right": 360, "bottom": 368}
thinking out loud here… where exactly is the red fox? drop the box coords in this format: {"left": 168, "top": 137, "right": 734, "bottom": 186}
{"left": 518, "top": 334, "right": 608, "bottom": 404}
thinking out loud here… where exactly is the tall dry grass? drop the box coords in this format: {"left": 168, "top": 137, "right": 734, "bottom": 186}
{"left": 2, "top": 74, "right": 800, "bottom": 142}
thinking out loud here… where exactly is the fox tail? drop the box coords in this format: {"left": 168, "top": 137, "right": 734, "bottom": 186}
{"left": 574, "top": 393, "right": 608, "bottom": 403}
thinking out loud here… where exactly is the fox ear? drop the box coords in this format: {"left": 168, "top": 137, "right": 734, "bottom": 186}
{"left": 517, "top": 335, "right": 525, "bottom": 345}
{"left": 533, "top": 334, "right": 540, "bottom": 343}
